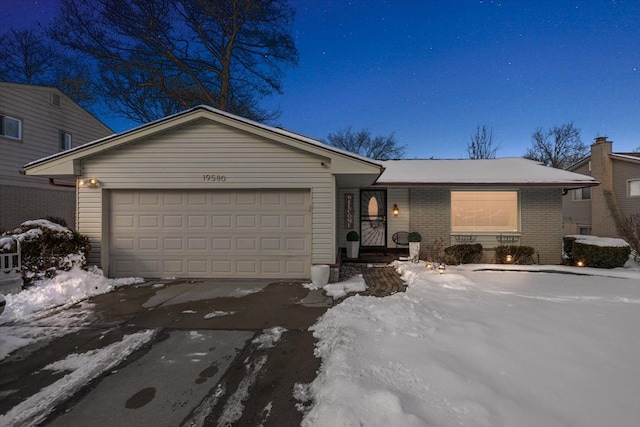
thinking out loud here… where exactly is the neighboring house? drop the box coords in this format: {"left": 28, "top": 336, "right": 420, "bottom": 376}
{"left": 563, "top": 137, "right": 640, "bottom": 238}
{"left": 0, "top": 82, "right": 112, "bottom": 231}
{"left": 24, "top": 106, "right": 596, "bottom": 279}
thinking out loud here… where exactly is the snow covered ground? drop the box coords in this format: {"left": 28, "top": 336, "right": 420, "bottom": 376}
{"left": 302, "top": 262, "right": 640, "bottom": 427}
{"left": 0, "top": 266, "right": 143, "bottom": 360}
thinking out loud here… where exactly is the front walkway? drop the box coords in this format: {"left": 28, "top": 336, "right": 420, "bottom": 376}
{"left": 360, "top": 266, "right": 407, "bottom": 297}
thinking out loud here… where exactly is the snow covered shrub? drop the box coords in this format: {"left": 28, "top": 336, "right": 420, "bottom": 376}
{"left": 444, "top": 243, "right": 483, "bottom": 265}
{"left": 0, "top": 219, "right": 91, "bottom": 285}
{"left": 562, "top": 236, "right": 576, "bottom": 262}
{"left": 495, "top": 245, "right": 535, "bottom": 264}
{"left": 567, "top": 238, "right": 630, "bottom": 269}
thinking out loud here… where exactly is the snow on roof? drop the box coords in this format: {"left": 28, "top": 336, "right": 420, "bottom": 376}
{"left": 377, "top": 158, "right": 598, "bottom": 186}
{"left": 24, "top": 105, "right": 380, "bottom": 169}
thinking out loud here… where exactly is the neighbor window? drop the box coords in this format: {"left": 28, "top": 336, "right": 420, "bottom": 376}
{"left": 60, "top": 132, "right": 72, "bottom": 151}
{"left": 0, "top": 114, "right": 22, "bottom": 140}
{"left": 629, "top": 179, "right": 640, "bottom": 197}
{"left": 451, "top": 191, "right": 519, "bottom": 233}
{"left": 573, "top": 187, "right": 591, "bottom": 201}
{"left": 578, "top": 226, "right": 592, "bottom": 235}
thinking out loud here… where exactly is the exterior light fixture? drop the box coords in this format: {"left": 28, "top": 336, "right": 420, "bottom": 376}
{"left": 505, "top": 254, "right": 513, "bottom": 263}
{"left": 392, "top": 204, "right": 399, "bottom": 216}
{"left": 438, "top": 263, "right": 446, "bottom": 274}
{"left": 576, "top": 260, "right": 585, "bottom": 267}
{"left": 79, "top": 178, "right": 100, "bottom": 188}
{"left": 426, "top": 262, "right": 433, "bottom": 270}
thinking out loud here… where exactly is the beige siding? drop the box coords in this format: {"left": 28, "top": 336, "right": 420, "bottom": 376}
{"left": 613, "top": 158, "right": 640, "bottom": 217}
{"left": 0, "top": 83, "right": 111, "bottom": 189}
{"left": 78, "top": 120, "right": 334, "bottom": 271}
{"left": 0, "top": 83, "right": 111, "bottom": 230}
{"left": 562, "top": 162, "right": 592, "bottom": 233}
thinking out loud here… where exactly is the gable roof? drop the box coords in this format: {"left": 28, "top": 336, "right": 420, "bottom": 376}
{"left": 0, "top": 82, "right": 112, "bottom": 134}
{"left": 24, "top": 105, "right": 383, "bottom": 177}
{"left": 377, "top": 158, "right": 598, "bottom": 187}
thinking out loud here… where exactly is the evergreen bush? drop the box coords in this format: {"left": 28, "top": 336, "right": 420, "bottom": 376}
{"left": 0, "top": 219, "right": 90, "bottom": 285}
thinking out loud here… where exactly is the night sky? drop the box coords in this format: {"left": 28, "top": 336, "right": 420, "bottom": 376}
{"left": 4, "top": 0, "right": 640, "bottom": 158}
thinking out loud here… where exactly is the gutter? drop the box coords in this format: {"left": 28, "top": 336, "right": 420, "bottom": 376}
{"left": 19, "top": 169, "right": 76, "bottom": 188}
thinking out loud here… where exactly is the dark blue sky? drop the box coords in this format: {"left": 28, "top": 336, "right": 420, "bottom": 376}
{"left": 4, "top": 0, "right": 640, "bottom": 158}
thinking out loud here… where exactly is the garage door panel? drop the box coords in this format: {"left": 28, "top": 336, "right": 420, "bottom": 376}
{"left": 212, "top": 215, "right": 232, "bottom": 228}
{"left": 188, "top": 215, "right": 208, "bottom": 228}
{"left": 285, "top": 215, "right": 307, "bottom": 229}
{"left": 110, "top": 189, "right": 310, "bottom": 278}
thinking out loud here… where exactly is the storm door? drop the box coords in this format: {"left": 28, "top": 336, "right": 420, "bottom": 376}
{"left": 360, "top": 189, "right": 387, "bottom": 247}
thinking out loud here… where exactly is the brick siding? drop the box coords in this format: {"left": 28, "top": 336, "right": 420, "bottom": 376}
{"left": 409, "top": 187, "right": 564, "bottom": 265}
{"left": 0, "top": 184, "right": 76, "bottom": 232}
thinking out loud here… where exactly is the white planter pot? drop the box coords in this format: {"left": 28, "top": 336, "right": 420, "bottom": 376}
{"left": 347, "top": 241, "right": 360, "bottom": 259}
{"left": 311, "top": 264, "right": 330, "bottom": 287}
{"left": 409, "top": 242, "right": 421, "bottom": 260}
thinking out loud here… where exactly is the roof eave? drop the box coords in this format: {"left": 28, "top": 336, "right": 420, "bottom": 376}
{"left": 375, "top": 181, "right": 600, "bottom": 187}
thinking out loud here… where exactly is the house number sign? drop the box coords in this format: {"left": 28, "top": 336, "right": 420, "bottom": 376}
{"left": 203, "top": 174, "right": 227, "bottom": 182}
{"left": 344, "top": 193, "right": 354, "bottom": 229}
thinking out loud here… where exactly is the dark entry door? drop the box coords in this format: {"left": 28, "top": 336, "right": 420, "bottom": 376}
{"left": 360, "top": 190, "right": 386, "bottom": 247}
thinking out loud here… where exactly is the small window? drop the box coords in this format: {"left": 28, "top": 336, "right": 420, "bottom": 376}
{"left": 573, "top": 187, "right": 591, "bottom": 201}
{"left": 0, "top": 115, "right": 22, "bottom": 140}
{"left": 51, "top": 92, "right": 61, "bottom": 107}
{"left": 60, "top": 132, "right": 72, "bottom": 151}
{"left": 629, "top": 179, "right": 640, "bottom": 197}
{"left": 578, "top": 226, "right": 592, "bottom": 235}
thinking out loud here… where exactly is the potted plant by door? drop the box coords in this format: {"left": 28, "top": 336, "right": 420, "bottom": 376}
{"left": 408, "top": 232, "right": 422, "bottom": 261}
{"left": 346, "top": 231, "right": 360, "bottom": 259}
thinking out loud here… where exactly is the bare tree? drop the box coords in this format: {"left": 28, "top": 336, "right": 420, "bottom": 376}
{"left": 48, "top": 0, "right": 298, "bottom": 123}
{"left": 523, "top": 122, "right": 588, "bottom": 169}
{"left": 0, "top": 28, "right": 96, "bottom": 106}
{"left": 0, "top": 29, "right": 58, "bottom": 84}
{"left": 325, "top": 127, "right": 405, "bottom": 160}
{"left": 467, "top": 124, "right": 500, "bottom": 159}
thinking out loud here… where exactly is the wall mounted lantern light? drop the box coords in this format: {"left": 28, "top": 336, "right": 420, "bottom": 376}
{"left": 392, "top": 204, "right": 399, "bottom": 216}
{"left": 79, "top": 178, "right": 100, "bottom": 188}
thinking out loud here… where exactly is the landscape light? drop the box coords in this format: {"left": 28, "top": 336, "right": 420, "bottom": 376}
{"left": 505, "top": 254, "right": 513, "bottom": 263}
{"left": 438, "top": 263, "right": 446, "bottom": 274}
{"left": 576, "top": 260, "right": 585, "bottom": 267}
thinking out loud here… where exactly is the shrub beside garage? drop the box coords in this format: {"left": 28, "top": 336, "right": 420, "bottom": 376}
{"left": 0, "top": 219, "right": 90, "bottom": 286}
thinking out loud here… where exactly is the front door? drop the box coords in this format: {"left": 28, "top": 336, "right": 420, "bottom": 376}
{"left": 360, "top": 189, "right": 386, "bottom": 247}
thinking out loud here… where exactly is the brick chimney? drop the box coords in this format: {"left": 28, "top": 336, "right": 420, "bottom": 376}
{"left": 590, "top": 137, "right": 617, "bottom": 237}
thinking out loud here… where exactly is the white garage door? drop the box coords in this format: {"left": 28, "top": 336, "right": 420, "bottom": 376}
{"left": 109, "top": 189, "right": 311, "bottom": 278}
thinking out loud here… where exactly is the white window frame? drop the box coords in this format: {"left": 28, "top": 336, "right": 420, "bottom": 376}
{"left": 628, "top": 179, "right": 640, "bottom": 197}
{"left": 60, "top": 132, "right": 72, "bottom": 151}
{"left": 451, "top": 190, "right": 520, "bottom": 233}
{"left": 573, "top": 186, "right": 591, "bottom": 201}
{"left": 0, "top": 114, "right": 22, "bottom": 140}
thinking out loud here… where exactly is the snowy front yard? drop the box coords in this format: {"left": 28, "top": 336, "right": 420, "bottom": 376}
{"left": 302, "top": 262, "right": 640, "bottom": 427}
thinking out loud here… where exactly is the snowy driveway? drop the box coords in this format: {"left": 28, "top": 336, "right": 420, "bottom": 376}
{"left": 0, "top": 274, "right": 327, "bottom": 426}
{"left": 302, "top": 262, "right": 640, "bottom": 427}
